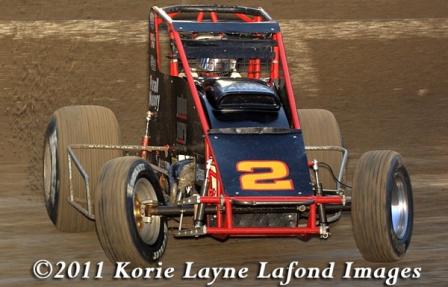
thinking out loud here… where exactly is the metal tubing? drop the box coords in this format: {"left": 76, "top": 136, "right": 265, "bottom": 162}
{"left": 216, "top": 205, "right": 222, "bottom": 228}
{"left": 141, "top": 112, "right": 151, "bottom": 159}
{"left": 160, "top": 5, "right": 271, "bottom": 19}
{"left": 235, "top": 13, "right": 253, "bottom": 22}
{"left": 66, "top": 142, "right": 171, "bottom": 221}
{"left": 305, "top": 145, "right": 349, "bottom": 193}
{"left": 200, "top": 195, "right": 343, "bottom": 205}
{"left": 210, "top": 12, "right": 218, "bottom": 22}
{"left": 258, "top": 7, "right": 272, "bottom": 21}
{"left": 154, "top": 13, "right": 161, "bottom": 69}
{"left": 196, "top": 11, "right": 204, "bottom": 22}
{"left": 194, "top": 159, "right": 213, "bottom": 227}
{"left": 232, "top": 199, "right": 314, "bottom": 206}
{"left": 69, "top": 143, "right": 169, "bottom": 153}
{"left": 67, "top": 146, "right": 93, "bottom": 219}
{"left": 68, "top": 200, "right": 95, "bottom": 220}
{"left": 309, "top": 204, "right": 316, "bottom": 228}
{"left": 225, "top": 199, "right": 233, "bottom": 228}
{"left": 168, "top": 12, "right": 178, "bottom": 19}
{"left": 207, "top": 227, "right": 320, "bottom": 235}
{"left": 253, "top": 59, "right": 261, "bottom": 79}
{"left": 152, "top": 6, "right": 173, "bottom": 23}
{"left": 276, "top": 32, "right": 300, "bottom": 129}
{"left": 318, "top": 204, "right": 327, "bottom": 224}
{"left": 270, "top": 43, "right": 279, "bottom": 80}
{"left": 145, "top": 204, "right": 349, "bottom": 217}
{"left": 147, "top": 206, "right": 215, "bottom": 216}
{"left": 312, "top": 160, "right": 328, "bottom": 227}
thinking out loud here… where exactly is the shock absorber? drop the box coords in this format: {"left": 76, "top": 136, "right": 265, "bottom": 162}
{"left": 141, "top": 111, "right": 153, "bottom": 160}
{"left": 194, "top": 159, "right": 213, "bottom": 228}
{"left": 312, "top": 160, "right": 329, "bottom": 238}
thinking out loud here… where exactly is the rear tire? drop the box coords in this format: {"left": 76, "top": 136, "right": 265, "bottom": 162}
{"left": 95, "top": 157, "right": 168, "bottom": 266}
{"left": 298, "top": 109, "right": 343, "bottom": 190}
{"left": 352, "top": 150, "right": 413, "bottom": 262}
{"left": 43, "top": 105, "right": 121, "bottom": 232}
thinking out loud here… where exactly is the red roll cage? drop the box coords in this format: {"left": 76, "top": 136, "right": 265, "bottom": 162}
{"left": 150, "top": 5, "right": 300, "bottom": 132}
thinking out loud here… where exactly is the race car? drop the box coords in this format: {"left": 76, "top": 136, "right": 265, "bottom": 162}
{"left": 42, "top": 5, "right": 413, "bottom": 266}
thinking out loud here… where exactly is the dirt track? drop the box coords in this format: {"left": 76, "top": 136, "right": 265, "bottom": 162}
{"left": 1, "top": 0, "right": 447, "bottom": 286}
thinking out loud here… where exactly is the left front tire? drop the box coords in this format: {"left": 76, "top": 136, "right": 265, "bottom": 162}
{"left": 94, "top": 157, "right": 168, "bottom": 266}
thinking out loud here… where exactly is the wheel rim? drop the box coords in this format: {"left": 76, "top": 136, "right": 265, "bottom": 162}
{"left": 43, "top": 139, "right": 58, "bottom": 206}
{"left": 43, "top": 141, "right": 52, "bottom": 202}
{"left": 390, "top": 173, "right": 409, "bottom": 239}
{"left": 133, "top": 178, "right": 160, "bottom": 245}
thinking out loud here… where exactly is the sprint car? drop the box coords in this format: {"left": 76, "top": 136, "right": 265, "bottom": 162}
{"left": 43, "top": 5, "right": 413, "bottom": 266}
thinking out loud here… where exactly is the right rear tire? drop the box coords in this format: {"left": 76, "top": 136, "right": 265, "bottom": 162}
{"left": 297, "top": 109, "right": 343, "bottom": 190}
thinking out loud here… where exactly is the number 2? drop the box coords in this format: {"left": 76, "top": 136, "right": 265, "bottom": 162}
{"left": 236, "top": 160, "right": 294, "bottom": 191}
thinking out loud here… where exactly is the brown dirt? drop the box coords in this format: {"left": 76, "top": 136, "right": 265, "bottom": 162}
{"left": 0, "top": 0, "right": 447, "bottom": 20}
{"left": 0, "top": 0, "right": 447, "bottom": 286}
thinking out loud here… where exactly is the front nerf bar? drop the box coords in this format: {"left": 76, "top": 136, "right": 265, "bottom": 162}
{"left": 305, "top": 145, "right": 349, "bottom": 223}
{"left": 305, "top": 145, "right": 348, "bottom": 193}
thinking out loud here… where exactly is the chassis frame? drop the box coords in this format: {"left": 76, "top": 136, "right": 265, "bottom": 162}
{"left": 68, "top": 144, "right": 349, "bottom": 238}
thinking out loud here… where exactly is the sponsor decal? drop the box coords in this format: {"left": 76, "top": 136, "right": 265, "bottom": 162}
{"left": 149, "top": 75, "right": 160, "bottom": 111}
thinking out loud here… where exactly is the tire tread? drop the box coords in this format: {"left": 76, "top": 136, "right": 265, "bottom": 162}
{"left": 352, "top": 150, "right": 405, "bottom": 262}
{"left": 47, "top": 105, "right": 120, "bottom": 232}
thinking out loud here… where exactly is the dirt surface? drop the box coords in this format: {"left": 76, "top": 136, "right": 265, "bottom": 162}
{"left": 0, "top": 0, "right": 447, "bottom": 286}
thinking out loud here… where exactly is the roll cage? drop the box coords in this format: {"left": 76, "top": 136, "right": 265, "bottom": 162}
{"left": 149, "top": 5, "right": 301, "bottom": 132}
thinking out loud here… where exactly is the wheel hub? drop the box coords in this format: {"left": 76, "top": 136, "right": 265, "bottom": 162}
{"left": 133, "top": 178, "right": 161, "bottom": 245}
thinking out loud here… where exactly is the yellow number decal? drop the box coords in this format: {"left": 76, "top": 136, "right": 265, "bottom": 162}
{"left": 236, "top": 160, "right": 294, "bottom": 190}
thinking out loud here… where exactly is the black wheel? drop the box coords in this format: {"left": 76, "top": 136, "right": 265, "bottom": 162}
{"left": 95, "top": 157, "right": 168, "bottom": 266}
{"left": 43, "top": 105, "right": 121, "bottom": 232}
{"left": 352, "top": 150, "right": 413, "bottom": 262}
{"left": 297, "top": 109, "right": 343, "bottom": 190}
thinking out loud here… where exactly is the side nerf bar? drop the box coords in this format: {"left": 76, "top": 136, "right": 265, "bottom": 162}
{"left": 66, "top": 144, "right": 169, "bottom": 220}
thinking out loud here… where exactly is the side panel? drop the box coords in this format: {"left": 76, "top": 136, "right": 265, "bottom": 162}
{"left": 209, "top": 130, "right": 313, "bottom": 196}
{"left": 149, "top": 11, "right": 175, "bottom": 147}
{"left": 149, "top": 10, "right": 204, "bottom": 158}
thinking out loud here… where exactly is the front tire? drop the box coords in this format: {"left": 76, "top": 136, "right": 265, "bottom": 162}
{"left": 95, "top": 157, "right": 168, "bottom": 266}
{"left": 352, "top": 150, "right": 413, "bottom": 262}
